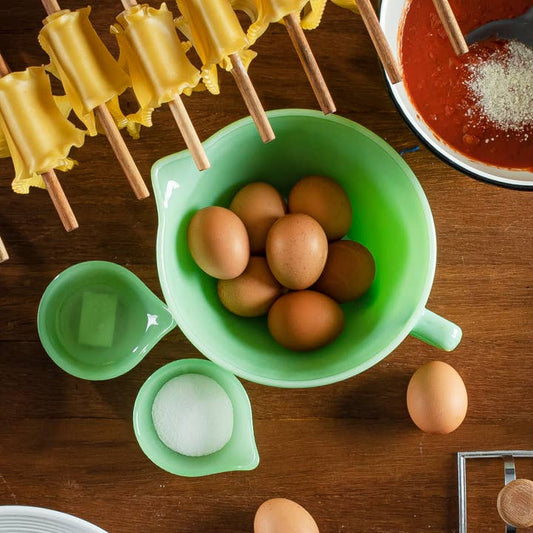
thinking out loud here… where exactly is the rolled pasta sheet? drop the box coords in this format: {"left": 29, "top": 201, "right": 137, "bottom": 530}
{"left": 329, "top": 0, "right": 359, "bottom": 14}
{"left": 0, "top": 67, "right": 85, "bottom": 194}
{"left": 232, "top": 0, "right": 327, "bottom": 39}
{"left": 175, "top": 0, "right": 256, "bottom": 94}
{"left": 112, "top": 3, "right": 201, "bottom": 112}
{"left": 234, "top": 0, "right": 309, "bottom": 44}
{"left": 39, "top": 7, "right": 131, "bottom": 135}
{"left": 300, "top": 0, "right": 328, "bottom": 30}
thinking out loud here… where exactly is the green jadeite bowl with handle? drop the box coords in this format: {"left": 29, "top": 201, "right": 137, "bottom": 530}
{"left": 152, "top": 109, "right": 462, "bottom": 388}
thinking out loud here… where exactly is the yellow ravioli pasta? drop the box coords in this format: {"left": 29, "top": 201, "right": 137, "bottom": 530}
{"left": 112, "top": 3, "right": 201, "bottom": 110}
{"left": 39, "top": 7, "right": 131, "bottom": 135}
{"left": 300, "top": 0, "right": 329, "bottom": 30}
{"left": 175, "top": 0, "right": 256, "bottom": 94}
{"left": 234, "top": 0, "right": 308, "bottom": 43}
{"left": 0, "top": 67, "right": 85, "bottom": 194}
{"left": 231, "top": 0, "right": 327, "bottom": 43}
{"left": 329, "top": 0, "right": 359, "bottom": 14}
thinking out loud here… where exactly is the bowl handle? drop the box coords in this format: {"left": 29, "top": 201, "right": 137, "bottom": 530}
{"left": 410, "top": 308, "right": 462, "bottom": 351}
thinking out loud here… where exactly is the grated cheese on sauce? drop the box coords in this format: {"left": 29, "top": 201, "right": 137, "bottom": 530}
{"left": 466, "top": 41, "right": 533, "bottom": 132}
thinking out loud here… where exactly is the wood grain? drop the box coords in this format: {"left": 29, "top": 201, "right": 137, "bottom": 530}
{"left": 0, "top": 1, "right": 532, "bottom": 532}
{"left": 497, "top": 479, "right": 533, "bottom": 528}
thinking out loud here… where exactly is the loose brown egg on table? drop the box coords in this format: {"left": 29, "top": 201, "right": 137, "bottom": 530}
{"left": 254, "top": 498, "right": 320, "bottom": 533}
{"left": 268, "top": 290, "right": 344, "bottom": 351}
{"left": 187, "top": 206, "right": 249, "bottom": 280}
{"left": 230, "top": 182, "right": 287, "bottom": 253}
{"left": 314, "top": 240, "right": 375, "bottom": 302}
{"left": 288, "top": 175, "right": 352, "bottom": 240}
{"left": 406, "top": 361, "right": 468, "bottom": 434}
{"left": 218, "top": 256, "right": 284, "bottom": 317}
{"left": 266, "top": 214, "right": 328, "bottom": 290}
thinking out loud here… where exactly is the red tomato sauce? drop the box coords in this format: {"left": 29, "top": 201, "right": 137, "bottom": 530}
{"left": 401, "top": 0, "right": 533, "bottom": 170}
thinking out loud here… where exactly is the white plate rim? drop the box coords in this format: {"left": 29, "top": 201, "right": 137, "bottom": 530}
{"left": 0, "top": 506, "right": 107, "bottom": 533}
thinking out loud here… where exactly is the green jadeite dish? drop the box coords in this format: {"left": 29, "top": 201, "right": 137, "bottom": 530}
{"left": 133, "top": 358, "right": 259, "bottom": 477}
{"left": 37, "top": 261, "right": 176, "bottom": 380}
{"left": 152, "top": 109, "right": 462, "bottom": 388}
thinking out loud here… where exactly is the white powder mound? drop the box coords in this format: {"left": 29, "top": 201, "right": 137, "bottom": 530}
{"left": 152, "top": 373, "right": 234, "bottom": 457}
{"left": 466, "top": 41, "right": 533, "bottom": 131}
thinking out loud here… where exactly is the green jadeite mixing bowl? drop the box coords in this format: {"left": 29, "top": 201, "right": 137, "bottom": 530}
{"left": 152, "top": 109, "right": 462, "bottom": 388}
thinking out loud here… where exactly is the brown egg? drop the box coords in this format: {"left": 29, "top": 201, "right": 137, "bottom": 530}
{"left": 266, "top": 214, "right": 328, "bottom": 290}
{"left": 288, "top": 175, "right": 352, "bottom": 240}
{"left": 254, "top": 498, "right": 319, "bottom": 533}
{"left": 217, "top": 257, "right": 284, "bottom": 317}
{"left": 230, "top": 182, "right": 287, "bottom": 253}
{"left": 268, "top": 291, "right": 344, "bottom": 351}
{"left": 187, "top": 206, "right": 249, "bottom": 279}
{"left": 406, "top": 361, "right": 468, "bottom": 434}
{"left": 314, "top": 240, "right": 375, "bottom": 302}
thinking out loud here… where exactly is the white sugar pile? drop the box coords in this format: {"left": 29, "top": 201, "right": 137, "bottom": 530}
{"left": 152, "top": 373, "right": 234, "bottom": 457}
{"left": 466, "top": 41, "right": 533, "bottom": 132}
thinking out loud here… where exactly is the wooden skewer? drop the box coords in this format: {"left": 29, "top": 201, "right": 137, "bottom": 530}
{"left": 167, "top": 99, "right": 210, "bottom": 170}
{"left": 120, "top": 0, "right": 210, "bottom": 171}
{"left": 0, "top": 52, "right": 78, "bottom": 232}
{"left": 354, "top": 0, "right": 402, "bottom": 84}
{"left": 229, "top": 53, "right": 275, "bottom": 143}
{"left": 431, "top": 0, "right": 469, "bottom": 55}
{"left": 283, "top": 12, "right": 335, "bottom": 115}
{"left": 42, "top": 0, "right": 150, "bottom": 199}
{"left": 40, "top": 172, "right": 79, "bottom": 231}
{"left": 0, "top": 237, "right": 8, "bottom": 262}
{"left": 93, "top": 105, "right": 149, "bottom": 199}
{"left": 43, "top": 0, "right": 61, "bottom": 11}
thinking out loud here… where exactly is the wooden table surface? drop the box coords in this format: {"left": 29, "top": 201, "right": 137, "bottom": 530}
{"left": 0, "top": 1, "right": 531, "bottom": 532}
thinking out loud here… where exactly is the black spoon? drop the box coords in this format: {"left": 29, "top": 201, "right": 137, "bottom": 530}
{"left": 466, "top": 6, "right": 533, "bottom": 48}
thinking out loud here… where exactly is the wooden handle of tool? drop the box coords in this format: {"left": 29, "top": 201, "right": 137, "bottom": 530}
{"left": 497, "top": 479, "right": 533, "bottom": 529}
{"left": 168, "top": 98, "right": 210, "bottom": 171}
{"left": 0, "top": 237, "right": 9, "bottom": 262}
{"left": 41, "top": 170, "right": 79, "bottom": 232}
{"left": 0, "top": 51, "right": 78, "bottom": 231}
{"left": 41, "top": 0, "right": 61, "bottom": 15}
{"left": 95, "top": 105, "right": 149, "bottom": 200}
{"left": 354, "top": 0, "right": 402, "bottom": 84}
{"left": 229, "top": 53, "right": 275, "bottom": 143}
{"left": 283, "top": 13, "right": 336, "bottom": 115}
{"left": 430, "top": 0, "right": 468, "bottom": 55}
